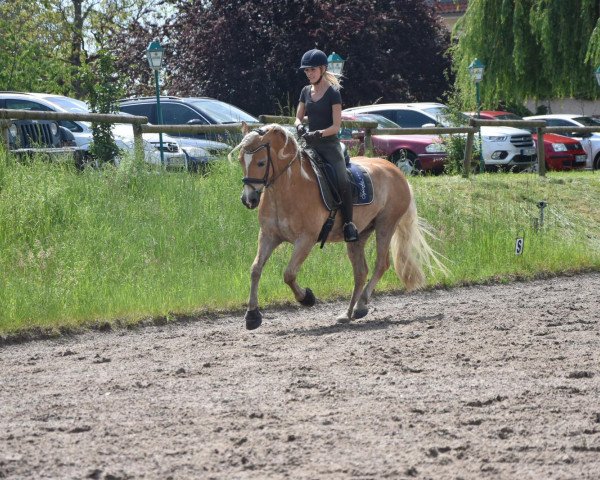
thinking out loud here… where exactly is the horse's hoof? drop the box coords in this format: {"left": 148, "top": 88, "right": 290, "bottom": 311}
{"left": 353, "top": 306, "right": 369, "bottom": 319}
{"left": 245, "top": 308, "right": 262, "bottom": 330}
{"left": 336, "top": 313, "right": 352, "bottom": 324}
{"left": 299, "top": 288, "right": 316, "bottom": 307}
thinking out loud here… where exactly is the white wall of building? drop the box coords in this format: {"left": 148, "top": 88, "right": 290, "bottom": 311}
{"left": 525, "top": 98, "right": 600, "bottom": 117}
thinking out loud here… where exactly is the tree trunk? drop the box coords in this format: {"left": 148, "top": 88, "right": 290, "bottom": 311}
{"left": 70, "top": 0, "right": 85, "bottom": 97}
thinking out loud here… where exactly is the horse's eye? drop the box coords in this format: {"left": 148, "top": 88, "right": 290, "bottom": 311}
{"left": 257, "top": 160, "right": 266, "bottom": 167}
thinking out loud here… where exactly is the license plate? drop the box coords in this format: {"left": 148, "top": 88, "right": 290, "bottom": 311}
{"left": 575, "top": 154, "right": 587, "bottom": 163}
{"left": 521, "top": 147, "right": 536, "bottom": 156}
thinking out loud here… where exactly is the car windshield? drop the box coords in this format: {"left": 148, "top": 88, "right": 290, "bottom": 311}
{"left": 188, "top": 99, "right": 258, "bottom": 123}
{"left": 573, "top": 116, "right": 600, "bottom": 126}
{"left": 43, "top": 96, "right": 89, "bottom": 113}
{"left": 420, "top": 105, "right": 470, "bottom": 126}
{"left": 494, "top": 113, "right": 522, "bottom": 120}
{"left": 356, "top": 114, "right": 400, "bottom": 128}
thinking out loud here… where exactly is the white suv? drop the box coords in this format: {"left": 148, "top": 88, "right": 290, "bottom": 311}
{"left": 343, "top": 102, "right": 537, "bottom": 170}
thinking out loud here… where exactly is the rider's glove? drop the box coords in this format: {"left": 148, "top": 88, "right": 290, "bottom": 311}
{"left": 304, "top": 130, "right": 323, "bottom": 140}
{"left": 296, "top": 124, "right": 307, "bottom": 137}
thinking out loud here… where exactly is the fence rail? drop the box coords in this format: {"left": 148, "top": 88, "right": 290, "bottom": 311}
{"left": 1, "top": 109, "right": 599, "bottom": 177}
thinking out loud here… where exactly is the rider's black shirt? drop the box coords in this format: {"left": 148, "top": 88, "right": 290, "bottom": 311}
{"left": 299, "top": 85, "right": 342, "bottom": 138}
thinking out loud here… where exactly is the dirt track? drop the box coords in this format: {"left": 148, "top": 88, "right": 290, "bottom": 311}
{"left": 1, "top": 273, "right": 599, "bottom": 479}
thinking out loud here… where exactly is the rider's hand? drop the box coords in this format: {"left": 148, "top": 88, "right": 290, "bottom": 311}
{"left": 296, "top": 124, "right": 307, "bottom": 137}
{"left": 304, "top": 130, "right": 322, "bottom": 140}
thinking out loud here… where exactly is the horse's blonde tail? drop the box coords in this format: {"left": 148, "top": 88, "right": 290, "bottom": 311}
{"left": 390, "top": 191, "right": 448, "bottom": 291}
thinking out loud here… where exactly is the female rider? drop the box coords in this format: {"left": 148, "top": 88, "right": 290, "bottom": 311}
{"left": 294, "top": 48, "right": 359, "bottom": 243}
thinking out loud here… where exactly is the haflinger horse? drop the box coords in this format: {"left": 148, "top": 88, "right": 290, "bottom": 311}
{"left": 233, "top": 122, "right": 444, "bottom": 330}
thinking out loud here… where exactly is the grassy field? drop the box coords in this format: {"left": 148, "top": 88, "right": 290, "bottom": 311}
{"left": 0, "top": 150, "right": 598, "bottom": 335}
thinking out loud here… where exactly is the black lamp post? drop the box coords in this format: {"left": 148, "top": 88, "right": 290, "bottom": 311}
{"left": 146, "top": 40, "right": 165, "bottom": 166}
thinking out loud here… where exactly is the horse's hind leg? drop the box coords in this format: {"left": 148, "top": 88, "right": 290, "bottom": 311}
{"left": 353, "top": 223, "right": 395, "bottom": 318}
{"left": 246, "top": 231, "right": 281, "bottom": 330}
{"left": 337, "top": 235, "right": 370, "bottom": 323}
{"left": 284, "top": 235, "right": 316, "bottom": 307}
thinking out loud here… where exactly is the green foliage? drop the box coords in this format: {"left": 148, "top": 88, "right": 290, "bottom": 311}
{"left": 82, "top": 51, "right": 124, "bottom": 163}
{"left": 452, "top": 0, "right": 600, "bottom": 109}
{"left": 0, "top": 150, "right": 599, "bottom": 334}
{"left": 0, "top": 1, "right": 69, "bottom": 92}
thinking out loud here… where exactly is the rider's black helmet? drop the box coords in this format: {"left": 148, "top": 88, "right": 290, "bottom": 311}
{"left": 299, "top": 49, "right": 328, "bottom": 70}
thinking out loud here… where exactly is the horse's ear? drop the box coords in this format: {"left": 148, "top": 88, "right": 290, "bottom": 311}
{"left": 241, "top": 121, "right": 249, "bottom": 135}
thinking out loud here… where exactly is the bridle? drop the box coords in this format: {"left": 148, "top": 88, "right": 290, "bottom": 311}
{"left": 241, "top": 129, "right": 298, "bottom": 193}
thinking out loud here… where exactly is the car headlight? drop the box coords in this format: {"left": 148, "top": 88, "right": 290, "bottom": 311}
{"left": 425, "top": 143, "right": 446, "bottom": 153}
{"left": 483, "top": 136, "right": 508, "bottom": 142}
{"left": 50, "top": 122, "right": 59, "bottom": 136}
{"left": 551, "top": 143, "right": 567, "bottom": 152}
{"left": 9, "top": 123, "right": 18, "bottom": 138}
{"left": 182, "top": 147, "right": 210, "bottom": 161}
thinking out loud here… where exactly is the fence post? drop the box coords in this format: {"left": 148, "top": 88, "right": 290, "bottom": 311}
{"left": 0, "top": 120, "right": 9, "bottom": 151}
{"left": 463, "top": 130, "right": 475, "bottom": 178}
{"left": 132, "top": 123, "right": 144, "bottom": 165}
{"left": 365, "top": 127, "right": 373, "bottom": 156}
{"left": 536, "top": 127, "right": 546, "bottom": 177}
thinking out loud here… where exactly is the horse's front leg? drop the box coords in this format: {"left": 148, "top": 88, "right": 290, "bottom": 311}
{"left": 246, "top": 230, "right": 281, "bottom": 330}
{"left": 284, "top": 235, "right": 317, "bottom": 307}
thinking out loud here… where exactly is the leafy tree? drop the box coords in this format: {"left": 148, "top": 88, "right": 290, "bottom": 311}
{"left": 452, "top": 0, "right": 600, "bottom": 109}
{"left": 125, "top": 0, "right": 452, "bottom": 115}
{"left": 0, "top": 1, "right": 69, "bottom": 92}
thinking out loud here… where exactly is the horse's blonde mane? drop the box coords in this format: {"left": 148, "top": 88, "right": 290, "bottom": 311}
{"left": 229, "top": 124, "right": 311, "bottom": 181}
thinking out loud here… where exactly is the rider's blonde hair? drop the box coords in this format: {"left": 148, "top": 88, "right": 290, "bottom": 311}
{"left": 323, "top": 69, "right": 342, "bottom": 90}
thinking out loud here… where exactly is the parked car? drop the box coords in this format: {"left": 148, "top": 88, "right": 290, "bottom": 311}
{"left": 344, "top": 102, "right": 537, "bottom": 171}
{"left": 466, "top": 111, "right": 588, "bottom": 171}
{"left": 119, "top": 95, "right": 257, "bottom": 147}
{"left": 523, "top": 114, "right": 600, "bottom": 170}
{"left": 4, "top": 118, "right": 80, "bottom": 162}
{"left": 0, "top": 92, "right": 188, "bottom": 169}
{"left": 340, "top": 113, "right": 446, "bottom": 174}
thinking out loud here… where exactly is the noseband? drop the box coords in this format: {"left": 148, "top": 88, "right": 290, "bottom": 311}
{"left": 241, "top": 128, "right": 298, "bottom": 192}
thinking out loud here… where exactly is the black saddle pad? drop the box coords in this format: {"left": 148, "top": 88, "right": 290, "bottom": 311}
{"left": 306, "top": 149, "right": 374, "bottom": 212}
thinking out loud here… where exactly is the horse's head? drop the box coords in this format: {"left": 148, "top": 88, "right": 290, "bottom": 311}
{"left": 236, "top": 122, "right": 301, "bottom": 209}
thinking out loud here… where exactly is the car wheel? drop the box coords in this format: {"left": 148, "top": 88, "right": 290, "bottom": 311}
{"left": 391, "top": 149, "right": 421, "bottom": 175}
{"left": 594, "top": 153, "right": 600, "bottom": 170}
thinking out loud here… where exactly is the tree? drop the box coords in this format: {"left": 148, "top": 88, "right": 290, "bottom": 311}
{"left": 128, "top": 0, "right": 452, "bottom": 115}
{"left": 0, "top": 1, "right": 69, "bottom": 92}
{"left": 452, "top": 0, "right": 600, "bottom": 110}
{"left": 46, "top": 0, "right": 165, "bottom": 97}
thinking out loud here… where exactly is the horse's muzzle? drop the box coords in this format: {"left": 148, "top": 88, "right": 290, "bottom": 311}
{"left": 241, "top": 191, "right": 260, "bottom": 209}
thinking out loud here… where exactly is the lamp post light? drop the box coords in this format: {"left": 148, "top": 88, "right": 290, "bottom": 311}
{"left": 146, "top": 40, "right": 165, "bottom": 166}
{"left": 327, "top": 52, "right": 345, "bottom": 77}
{"left": 468, "top": 58, "right": 485, "bottom": 172}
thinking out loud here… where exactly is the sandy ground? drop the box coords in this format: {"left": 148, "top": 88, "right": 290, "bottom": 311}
{"left": 1, "top": 272, "right": 599, "bottom": 480}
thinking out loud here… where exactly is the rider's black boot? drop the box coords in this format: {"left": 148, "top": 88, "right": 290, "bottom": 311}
{"left": 343, "top": 222, "right": 359, "bottom": 242}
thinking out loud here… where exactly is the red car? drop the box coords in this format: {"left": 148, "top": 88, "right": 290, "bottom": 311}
{"left": 340, "top": 113, "right": 447, "bottom": 174}
{"left": 472, "top": 111, "right": 588, "bottom": 171}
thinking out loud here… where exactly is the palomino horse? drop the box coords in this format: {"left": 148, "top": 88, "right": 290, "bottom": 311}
{"left": 234, "top": 123, "right": 443, "bottom": 330}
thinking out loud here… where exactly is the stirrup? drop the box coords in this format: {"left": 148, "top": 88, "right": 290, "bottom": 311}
{"left": 343, "top": 222, "right": 359, "bottom": 242}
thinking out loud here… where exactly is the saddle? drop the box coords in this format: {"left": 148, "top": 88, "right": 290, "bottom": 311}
{"left": 304, "top": 145, "right": 374, "bottom": 247}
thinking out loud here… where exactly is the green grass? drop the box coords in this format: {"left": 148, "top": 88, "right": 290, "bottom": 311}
{"left": 0, "top": 149, "right": 599, "bottom": 335}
